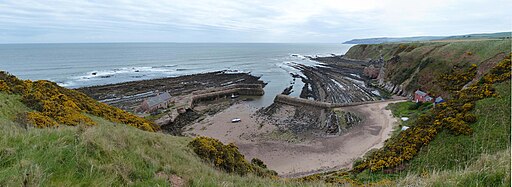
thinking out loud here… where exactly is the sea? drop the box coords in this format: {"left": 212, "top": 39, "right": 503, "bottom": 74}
{"left": 0, "top": 43, "right": 354, "bottom": 107}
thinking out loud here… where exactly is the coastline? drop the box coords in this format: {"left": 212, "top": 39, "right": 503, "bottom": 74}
{"left": 76, "top": 71, "right": 265, "bottom": 112}
{"left": 184, "top": 99, "right": 405, "bottom": 177}
{"left": 75, "top": 53, "right": 404, "bottom": 178}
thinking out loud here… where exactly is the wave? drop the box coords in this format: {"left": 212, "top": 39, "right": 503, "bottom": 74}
{"left": 151, "top": 64, "right": 177, "bottom": 68}
{"left": 290, "top": 53, "right": 309, "bottom": 60}
{"left": 78, "top": 66, "right": 174, "bottom": 80}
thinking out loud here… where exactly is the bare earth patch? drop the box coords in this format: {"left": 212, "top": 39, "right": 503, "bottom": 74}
{"left": 156, "top": 172, "right": 185, "bottom": 187}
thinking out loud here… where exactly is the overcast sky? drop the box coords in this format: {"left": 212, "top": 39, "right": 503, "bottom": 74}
{"left": 0, "top": 0, "right": 510, "bottom": 43}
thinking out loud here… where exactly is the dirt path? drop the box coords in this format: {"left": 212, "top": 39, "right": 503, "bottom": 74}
{"left": 184, "top": 99, "right": 405, "bottom": 178}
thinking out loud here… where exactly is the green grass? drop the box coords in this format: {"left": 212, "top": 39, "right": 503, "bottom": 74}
{"left": 387, "top": 101, "right": 423, "bottom": 118}
{"left": 0, "top": 120, "right": 326, "bottom": 186}
{"left": 395, "top": 147, "right": 510, "bottom": 187}
{"left": 386, "top": 101, "right": 432, "bottom": 137}
{"left": 1, "top": 77, "right": 510, "bottom": 186}
{"left": 348, "top": 81, "right": 511, "bottom": 186}
{"left": 405, "top": 81, "right": 511, "bottom": 173}
{"left": 0, "top": 93, "right": 30, "bottom": 120}
{"left": 0, "top": 92, "right": 324, "bottom": 187}
{"left": 344, "top": 39, "right": 511, "bottom": 95}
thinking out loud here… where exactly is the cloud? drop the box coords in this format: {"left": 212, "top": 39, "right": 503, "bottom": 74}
{"left": 0, "top": 0, "right": 510, "bottom": 43}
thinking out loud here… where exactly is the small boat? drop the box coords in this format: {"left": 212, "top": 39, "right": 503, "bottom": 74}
{"left": 231, "top": 93, "right": 239, "bottom": 99}
{"left": 231, "top": 118, "right": 241, "bottom": 123}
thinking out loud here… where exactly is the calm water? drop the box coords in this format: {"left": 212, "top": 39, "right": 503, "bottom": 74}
{"left": 0, "top": 43, "right": 353, "bottom": 107}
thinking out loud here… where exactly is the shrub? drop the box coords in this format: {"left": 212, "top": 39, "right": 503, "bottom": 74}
{"left": 436, "top": 63, "right": 477, "bottom": 94}
{"left": 408, "top": 102, "right": 422, "bottom": 110}
{"left": 0, "top": 71, "right": 158, "bottom": 131}
{"left": 25, "top": 112, "right": 59, "bottom": 128}
{"left": 0, "top": 80, "right": 9, "bottom": 93}
{"left": 188, "top": 137, "right": 277, "bottom": 178}
{"left": 481, "top": 53, "right": 512, "bottom": 84}
{"left": 251, "top": 158, "right": 267, "bottom": 169}
{"left": 463, "top": 113, "right": 477, "bottom": 123}
{"left": 352, "top": 54, "right": 511, "bottom": 172}
{"left": 462, "top": 103, "right": 474, "bottom": 112}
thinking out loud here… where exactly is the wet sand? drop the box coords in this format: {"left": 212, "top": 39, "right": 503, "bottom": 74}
{"left": 184, "top": 99, "right": 405, "bottom": 177}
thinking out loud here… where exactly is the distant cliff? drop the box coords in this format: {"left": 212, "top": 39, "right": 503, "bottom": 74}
{"left": 343, "top": 31, "right": 511, "bottom": 44}
{"left": 345, "top": 39, "right": 511, "bottom": 97}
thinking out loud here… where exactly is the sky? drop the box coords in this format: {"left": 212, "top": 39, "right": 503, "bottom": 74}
{"left": 0, "top": 0, "right": 511, "bottom": 43}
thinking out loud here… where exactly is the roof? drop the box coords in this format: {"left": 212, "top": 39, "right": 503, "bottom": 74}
{"left": 425, "top": 96, "right": 433, "bottom": 101}
{"left": 415, "top": 90, "right": 428, "bottom": 96}
{"left": 435, "top": 96, "right": 444, "bottom": 103}
{"left": 146, "top": 92, "right": 171, "bottom": 108}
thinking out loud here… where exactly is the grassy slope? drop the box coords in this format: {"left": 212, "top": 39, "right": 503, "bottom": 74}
{"left": 396, "top": 148, "right": 510, "bottom": 187}
{"left": 344, "top": 40, "right": 511, "bottom": 94}
{"left": 344, "top": 40, "right": 510, "bottom": 61}
{"left": 393, "top": 80, "right": 511, "bottom": 186}
{"left": 406, "top": 81, "right": 510, "bottom": 172}
{"left": 385, "top": 101, "right": 431, "bottom": 138}
{"left": 0, "top": 93, "right": 321, "bottom": 187}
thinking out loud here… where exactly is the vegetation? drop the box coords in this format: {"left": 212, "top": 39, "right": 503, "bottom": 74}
{"left": 405, "top": 80, "right": 511, "bottom": 173}
{"left": 188, "top": 136, "right": 278, "bottom": 178}
{"left": 299, "top": 53, "right": 511, "bottom": 186}
{"left": 0, "top": 71, "right": 158, "bottom": 131}
{"left": 0, "top": 96, "right": 324, "bottom": 186}
{"left": 0, "top": 87, "right": 321, "bottom": 186}
{"left": 396, "top": 148, "right": 510, "bottom": 187}
{"left": 0, "top": 42, "right": 509, "bottom": 186}
{"left": 345, "top": 39, "right": 511, "bottom": 95}
{"left": 386, "top": 101, "right": 430, "bottom": 118}
{"left": 354, "top": 54, "right": 510, "bottom": 172}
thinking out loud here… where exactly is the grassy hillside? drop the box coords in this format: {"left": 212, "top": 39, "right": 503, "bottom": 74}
{"left": 299, "top": 53, "right": 510, "bottom": 186}
{"left": 344, "top": 40, "right": 511, "bottom": 95}
{"left": 396, "top": 148, "right": 510, "bottom": 187}
{"left": 395, "top": 80, "right": 511, "bottom": 186}
{"left": 345, "top": 39, "right": 510, "bottom": 61}
{"left": 406, "top": 81, "right": 511, "bottom": 173}
{"left": 0, "top": 92, "right": 322, "bottom": 186}
{"left": 343, "top": 32, "right": 511, "bottom": 44}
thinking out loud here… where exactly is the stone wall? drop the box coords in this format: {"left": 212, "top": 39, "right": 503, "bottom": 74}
{"left": 274, "top": 94, "right": 333, "bottom": 109}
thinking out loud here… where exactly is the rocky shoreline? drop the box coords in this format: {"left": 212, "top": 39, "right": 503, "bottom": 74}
{"left": 77, "top": 71, "right": 265, "bottom": 112}
{"left": 257, "top": 55, "right": 387, "bottom": 137}
{"left": 75, "top": 56, "right": 406, "bottom": 177}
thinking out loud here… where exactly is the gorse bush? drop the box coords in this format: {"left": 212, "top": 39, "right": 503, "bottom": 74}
{"left": 0, "top": 71, "right": 158, "bottom": 131}
{"left": 436, "top": 63, "right": 477, "bottom": 94}
{"left": 25, "top": 111, "right": 59, "bottom": 128}
{"left": 188, "top": 136, "right": 278, "bottom": 178}
{"left": 353, "top": 53, "right": 511, "bottom": 173}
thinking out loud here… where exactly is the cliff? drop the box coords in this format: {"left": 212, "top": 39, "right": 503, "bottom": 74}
{"left": 345, "top": 39, "right": 511, "bottom": 97}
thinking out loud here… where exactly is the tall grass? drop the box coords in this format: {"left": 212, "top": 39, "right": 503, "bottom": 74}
{"left": 396, "top": 147, "right": 510, "bottom": 187}
{"left": 0, "top": 93, "right": 323, "bottom": 186}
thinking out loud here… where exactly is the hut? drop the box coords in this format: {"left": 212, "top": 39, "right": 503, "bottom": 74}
{"left": 140, "top": 92, "right": 172, "bottom": 113}
{"left": 435, "top": 96, "right": 445, "bottom": 104}
{"left": 414, "top": 90, "right": 433, "bottom": 103}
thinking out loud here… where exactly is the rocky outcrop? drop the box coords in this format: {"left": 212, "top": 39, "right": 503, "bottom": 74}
{"left": 363, "top": 65, "right": 380, "bottom": 79}
{"left": 346, "top": 40, "right": 511, "bottom": 97}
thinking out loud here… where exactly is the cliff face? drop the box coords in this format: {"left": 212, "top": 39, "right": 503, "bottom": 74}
{"left": 346, "top": 40, "right": 511, "bottom": 97}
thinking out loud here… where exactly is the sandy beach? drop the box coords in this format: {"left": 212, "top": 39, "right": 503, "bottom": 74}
{"left": 184, "top": 99, "right": 405, "bottom": 177}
